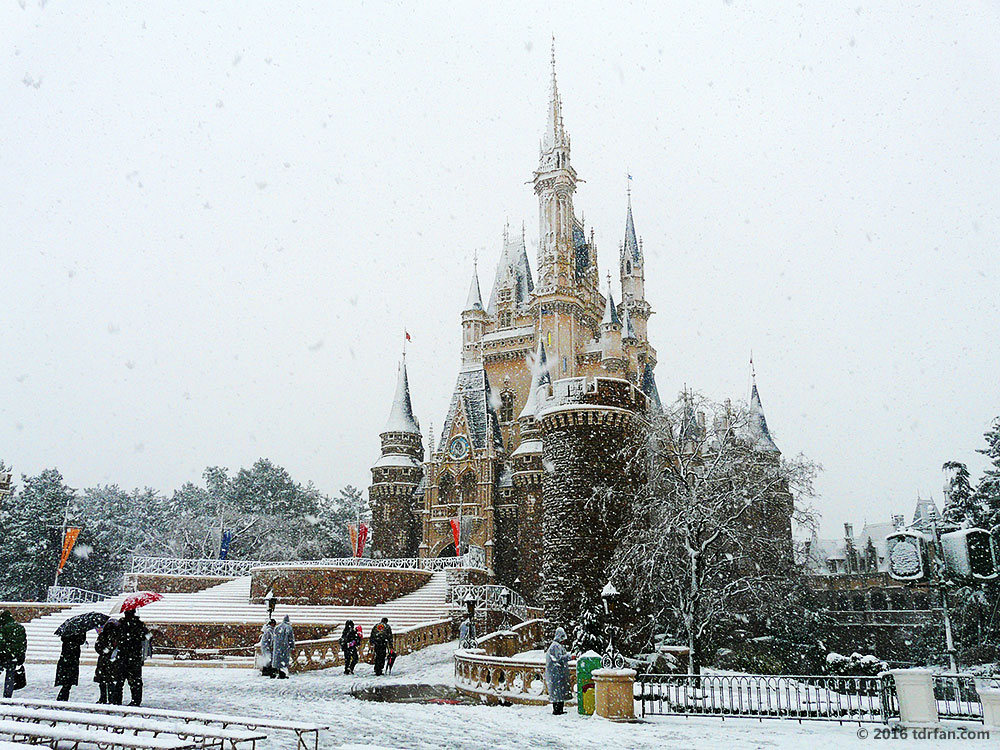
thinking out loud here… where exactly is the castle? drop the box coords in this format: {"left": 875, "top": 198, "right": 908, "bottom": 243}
{"left": 368, "top": 48, "right": 782, "bottom": 626}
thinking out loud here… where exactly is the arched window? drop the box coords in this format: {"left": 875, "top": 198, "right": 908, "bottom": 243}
{"left": 499, "top": 311, "right": 512, "bottom": 329}
{"left": 500, "top": 390, "right": 514, "bottom": 423}
{"left": 438, "top": 472, "right": 453, "bottom": 506}
{"left": 459, "top": 472, "right": 477, "bottom": 509}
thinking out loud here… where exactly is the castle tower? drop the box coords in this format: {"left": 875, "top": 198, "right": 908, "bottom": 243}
{"left": 508, "top": 339, "right": 551, "bottom": 600}
{"left": 532, "top": 42, "right": 585, "bottom": 380}
{"left": 620, "top": 195, "right": 650, "bottom": 340}
{"left": 462, "top": 265, "right": 487, "bottom": 366}
{"left": 599, "top": 279, "right": 624, "bottom": 371}
{"left": 370, "top": 360, "right": 424, "bottom": 558}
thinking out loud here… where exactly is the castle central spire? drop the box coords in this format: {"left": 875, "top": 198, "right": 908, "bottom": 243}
{"left": 542, "top": 37, "right": 568, "bottom": 153}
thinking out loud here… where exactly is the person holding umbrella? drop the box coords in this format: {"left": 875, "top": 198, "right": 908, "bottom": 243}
{"left": 116, "top": 591, "right": 158, "bottom": 706}
{"left": 54, "top": 611, "right": 109, "bottom": 702}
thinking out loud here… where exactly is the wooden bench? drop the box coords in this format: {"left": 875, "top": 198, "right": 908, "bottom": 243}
{"left": 0, "top": 700, "right": 326, "bottom": 750}
{"left": 0, "top": 706, "right": 265, "bottom": 749}
{"left": 0, "top": 717, "right": 198, "bottom": 749}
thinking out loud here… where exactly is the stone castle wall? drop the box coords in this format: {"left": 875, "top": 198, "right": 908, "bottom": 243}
{"left": 249, "top": 565, "right": 431, "bottom": 606}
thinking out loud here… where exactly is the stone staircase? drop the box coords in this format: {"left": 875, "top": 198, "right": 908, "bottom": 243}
{"left": 24, "top": 571, "right": 455, "bottom": 667}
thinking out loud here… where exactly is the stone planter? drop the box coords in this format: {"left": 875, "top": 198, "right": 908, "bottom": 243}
{"left": 593, "top": 668, "right": 636, "bottom": 722}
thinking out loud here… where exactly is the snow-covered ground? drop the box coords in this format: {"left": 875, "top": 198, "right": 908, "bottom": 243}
{"left": 14, "top": 642, "right": 990, "bottom": 749}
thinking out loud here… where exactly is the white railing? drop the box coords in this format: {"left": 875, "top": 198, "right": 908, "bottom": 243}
{"left": 448, "top": 584, "right": 528, "bottom": 621}
{"left": 129, "top": 546, "right": 487, "bottom": 578}
{"left": 46, "top": 585, "right": 109, "bottom": 604}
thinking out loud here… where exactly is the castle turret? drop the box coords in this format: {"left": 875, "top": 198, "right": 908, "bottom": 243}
{"left": 533, "top": 41, "right": 584, "bottom": 380}
{"left": 620, "top": 195, "right": 651, "bottom": 344}
{"left": 462, "top": 265, "right": 487, "bottom": 366}
{"left": 370, "top": 360, "right": 424, "bottom": 558}
{"left": 509, "top": 339, "right": 550, "bottom": 599}
{"left": 748, "top": 375, "right": 780, "bottom": 454}
{"left": 599, "top": 279, "right": 624, "bottom": 371}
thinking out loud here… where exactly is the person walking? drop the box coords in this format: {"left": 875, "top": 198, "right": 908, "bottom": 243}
{"left": 545, "top": 626, "right": 572, "bottom": 715}
{"left": 369, "top": 617, "right": 393, "bottom": 676}
{"left": 339, "top": 620, "right": 359, "bottom": 675}
{"left": 0, "top": 610, "right": 26, "bottom": 699}
{"left": 271, "top": 615, "right": 295, "bottom": 679}
{"left": 93, "top": 619, "right": 121, "bottom": 704}
{"left": 117, "top": 609, "right": 150, "bottom": 706}
{"left": 258, "top": 620, "right": 276, "bottom": 677}
{"left": 54, "top": 630, "right": 86, "bottom": 701}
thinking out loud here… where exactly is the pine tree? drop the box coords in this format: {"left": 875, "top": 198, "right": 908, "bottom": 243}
{"left": 941, "top": 461, "right": 977, "bottom": 528}
{"left": 0, "top": 469, "right": 77, "bottom": 601}
{"left": 975, "top": 418, "right": 1000, "bottom": 530}
{"left": 571, "top": 591, "right": 607, "bottom": 654}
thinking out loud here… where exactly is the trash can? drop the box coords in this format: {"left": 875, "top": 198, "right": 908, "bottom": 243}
{"left": 576, "top": 651, "right": 602, "bottom": 715}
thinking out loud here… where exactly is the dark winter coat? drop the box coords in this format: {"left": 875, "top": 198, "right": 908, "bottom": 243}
{"left": 117, "top": 612, "right": 149, "bottom": 672}
{"left": 369, "top": 622, "right": 393, "bottom": 651}
{"left": 271, "top": 616, "right": 295, "bottom": 673}
{"left": 0, "top": 612, "right": 27, "bottom": 667}
{"left": 54, "top": 632, "right": 86, "bottom": 687}
{"left": 545, "top": 627, "right": 572, "bottom": 703}
{"left": 339, "top": 623, "right": 359, "bottom": 650}
{"left": 93, "top": 621, "right": 120, "bottom": 684}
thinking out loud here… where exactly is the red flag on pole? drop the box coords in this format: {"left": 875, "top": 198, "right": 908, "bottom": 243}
{"left": 450, "top": 519, "right": 460, "bottom": 556}
{"left": 357, "top": 523, "right": 369, "bottom": 558}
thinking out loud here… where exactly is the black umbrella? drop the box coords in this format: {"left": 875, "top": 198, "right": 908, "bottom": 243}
{"left": 55, "top": 611, "right": 110, "bottom": 638}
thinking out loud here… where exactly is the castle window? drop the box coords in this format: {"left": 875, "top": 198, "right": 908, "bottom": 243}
{"left": 499, "top": 311, "right": 512, "bottom": 329}
{"left": 562, "top": 356, "right": 567, "bottom": 373}
{"left": 499, "top": 390, "right": 514, "bottom": 423}
{"left": 626, "top": 261, "right": 632, "bottom": 275}
{"left": 458, "top": 471, "right": 476, "bottom": 509}
{"left": 438, "top": 472, "right": 453, "bottom": 506}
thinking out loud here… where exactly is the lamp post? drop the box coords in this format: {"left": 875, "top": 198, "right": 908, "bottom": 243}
{"left": 600, "top": 580, "right": 625, "bottom": 669}
{"left": 500, "top": 587, "right": 512, "bottom": 632}
{"left": 462, "top": 592, "right": 478, "bottom": 648}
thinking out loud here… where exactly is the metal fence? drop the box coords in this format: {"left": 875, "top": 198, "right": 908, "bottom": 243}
{"left": 933, "top": 674, "right": 984, "bottom": 723}
{"left": 447, "top": 584, "right": 528, "bottom": 621}
{"left": 46, "top": 585, "right": 109, "bottom": 604}
{"left": 129, "top": 546, "right": 487, "bottom": 578}
{"left": 635, "top": 673, "right": 894, "bottom": 724}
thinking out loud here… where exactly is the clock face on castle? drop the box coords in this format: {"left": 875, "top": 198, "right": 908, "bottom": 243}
{"left": 448, "top": 435, "right": 470, "bottom": 460}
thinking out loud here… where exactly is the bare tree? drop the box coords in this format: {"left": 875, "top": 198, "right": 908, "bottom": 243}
{"left": 610, "top": 392, "right": 818, "bottom": 674}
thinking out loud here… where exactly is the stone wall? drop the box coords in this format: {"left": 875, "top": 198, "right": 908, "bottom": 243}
{"left": 149, "top": 621, "right": 336, "bottom": 656}
{"left": 122, "top": 574, "right": 233, "bottom": 594}
{"left": 0, "top": 602, "right": 72, "bottom": 622}
{"left": 249, "top": 566, "right": 431, "bottom": 606}
{"left": 539, "top": 401, "right": 645, "bottom": 631}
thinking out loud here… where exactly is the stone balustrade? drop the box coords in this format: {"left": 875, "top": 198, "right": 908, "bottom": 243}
{"left": 454, "top": 648, "right": 577, "bottom": 705}
{"left": 289, "top": 617, "right": 457, "bottom": 673}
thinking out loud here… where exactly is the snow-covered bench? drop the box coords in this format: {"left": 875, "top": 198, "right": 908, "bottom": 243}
{"left": 0, "top": 700, "right": 326, "bottom": 750}
{"left": 0, "top": 718, "right": 197, "bottom": 749}
{"left": 0, "top": 705, "right": 265, "bottom": 749}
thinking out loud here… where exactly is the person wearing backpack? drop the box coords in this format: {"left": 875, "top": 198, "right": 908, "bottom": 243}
{"left": 369, "top": 617, "right": 393, "bottom": 676}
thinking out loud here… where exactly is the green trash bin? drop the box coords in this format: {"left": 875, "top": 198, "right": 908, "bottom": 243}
{"left": 576, "top": 651, "right": 602, "bottom": 715}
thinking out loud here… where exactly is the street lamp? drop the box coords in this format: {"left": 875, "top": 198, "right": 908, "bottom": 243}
{"left": 462, "top": 592, "right": 478, "bottom": 648}
{"left": 500, "top": 588, "right": 512, "bottom": 632}
{"left": 600, "top": 580, "right": 625, "bottom": 669}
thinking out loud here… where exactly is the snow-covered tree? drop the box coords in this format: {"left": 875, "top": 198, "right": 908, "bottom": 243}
{"left": 570, "top": 591, "right": 606, "bottom": 654}
{"left": 941, "top": 461, "right": 977, "bottom": 528}
{"left": 609, "top": 392, "right": 817, "bottom": 674}
{"left": 0, "top": 469, "right": 78, "bottom": 600}
{"left": 975, "top": 418, "right": 1000, "bottom": 531}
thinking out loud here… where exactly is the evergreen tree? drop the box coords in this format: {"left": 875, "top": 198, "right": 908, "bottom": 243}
{"left": 571, "top": 591, "right": 606, "bottom": 654}
{"left": 975, "top": 418, "right": 1000, "bottom": 530}
{"left": 941, "top": 461, "right": 977, "bottom": 528}
{"left": 0, "top": 469, "right": 78, "bottom": 601}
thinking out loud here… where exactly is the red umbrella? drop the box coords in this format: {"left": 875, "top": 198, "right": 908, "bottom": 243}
{"left": 119, "top": 591, "right": 163, "bottom": 613}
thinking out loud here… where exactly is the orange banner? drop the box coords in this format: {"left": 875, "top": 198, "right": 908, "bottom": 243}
{"left": 58, "top": 527, "right": 81, "bottom": 572}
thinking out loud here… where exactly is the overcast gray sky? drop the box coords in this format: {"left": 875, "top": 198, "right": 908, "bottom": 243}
{"left": 3, "top": 2, "right": 999, "bottom": 536}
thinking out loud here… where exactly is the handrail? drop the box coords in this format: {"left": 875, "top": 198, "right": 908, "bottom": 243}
{"left": 46, "top": 586, "right": 109, "bottom": 604}
{"left": 129, "top": 546, "right": 487, "bottom": 578}
{"left": 448, "top": 584, "right": 527, "bottom": 620}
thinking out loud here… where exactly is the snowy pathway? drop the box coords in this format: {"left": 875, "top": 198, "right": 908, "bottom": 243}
{"left": 15, "top": 644, "right": 985, "bottom": 749}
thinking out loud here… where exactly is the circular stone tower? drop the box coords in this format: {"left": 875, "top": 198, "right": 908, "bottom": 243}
{"left": 536, "top": 376, "right": 647, "bottom": 630}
